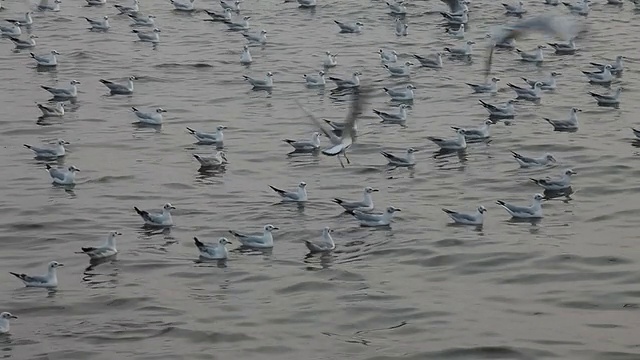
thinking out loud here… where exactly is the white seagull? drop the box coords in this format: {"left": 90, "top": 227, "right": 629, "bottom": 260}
{"left": 530, "top": 169, "right": 576, "bottom": 190}
{"left": 10, "top": 261, "right": 63, "bottom": 288}
{"left": 347, "top": 206, "right": 401, "bottom": 227}
{"left": 134, "top": 203, "right": 175, "bottom": 227}
{"left": 84, "top": 15, "right": 110, "bottom": 31}
{"left": 229, "top": 224, "right": 278, "bottom": 249}
{"left": 30, "top": 50, "right": 59, "bottom": 67}
{"left": 427, "top": 129, "right": 467, "bottom": 150}
{"left": 378, "top": 48, "right": 398, "bottom": 63}
{"left": 442, "top": 205, "right": 487, "bottom": 225}
{"left": 544, "top": 107, "right": 580, "bottom": 132}
{"left": 171, "top": 0, "right": 195, "bottom": 11}
{"left": 194, "top": 237, "right": 232, "bottom": 260}
{"left": 193, "top": 151, "right": 228, "bottom": 167}
{"left": 269, "top": 182, "right": 308, "bottom": 202}
{"left": 114, "top": 0, "right": 139, "bottom": 14}
{"left": 304, "top": 70, "right": 326, "bottom": 87}
{"left": 466, "top": 77, "right": 500, "bottom": 93}
{"left": 334, "top": 20, "right": 364, "bottom": 33}
{"left": 46, "top": 164, "right": 79, "bottom": 185}
{"left": 328, "top": 71, "right": 360, "bottom": 88}
{"left": 81, "top": 231, "right": 120, "bottom": 260}
{"left": 582, "top": 64, "right": 613, "bottom": 84}
{"left": 522, "top": 71, "right": 560, "bottom": 90}
{"left": 479, "top": 99, "right": 517, "bottom": 118}
{"left": 131, "top": 107, "right": 166, "bottom": 125}
{"left": 323, "top": 51, "right": 338, "bottom": 67}
{"left": 128, "top": 13, "right": 156, "bottom": 26}
{"left": 496, "top": 194, "right": 544, "bottom": 218}
{"left": 384, "top": 61, "right": 413, "bottom": 77}
{"left": 9, "top": 34, "right": 37, "bottom": 49}
{"left": 444, "top": 40, "right": 474, "bottom": 56}
{"left": 384, "top": 84, "right": 415, "bottom": 101}
{"left": 304, "top": 227, "right": 336, "bottom": 253}
{"left": 413, "top": 52, "right": 443, "bottom": 68}
{"left": 516, "top": 45, "right": 545, "bottom": 62}
{"left": 510, "top": 150, "right": 556, "bottom": 168}
{"left": 242, "top": 29, "right": 267, "bottom": 45}
{"left": 380, "top": 148, "right": 418, "bottom": 167}
{"left": 332, "top": 187, "right": 378, "bottom": 212}
{"left": 283, "top": 132, "right": 322, "bottom": 153}
{"left": 132, "top": 28, "right": 161, "bottom": 43}
{"left": 243, "top": 72, "right": 273, "bottom": 89}
{"left": 186, "top": 125, "right": 226, "bottom": 145}
{"left": 23, "top": 139, "right": 69, "bottom": 159}
{"left": 373, "top": 103, "right": 410, "bottom": 124}
{"left": 37, "top": 102, "right": 65, "bottom": 117}
{"left": 452, "top": 120, "right": 493, "bottom": 140}
{"left": 100, "top": 76, "right": 137, "bottom": 95}
{"left": 40, "top": 80, "right": 79, "bottom": 99}
{"left": 226, "top": 16, "right": 250, "bottom": 31}
{"left": 0, "top": 313, "right": 17, "bottom": 334}
{"left": 589, "top": 87, "right": 622, "bottom": 106}
{"left": 590, "top": 55, "right": 624, "bottom": 75}
{"left": 507, "top": 82, "right": 543, "bottom": 101}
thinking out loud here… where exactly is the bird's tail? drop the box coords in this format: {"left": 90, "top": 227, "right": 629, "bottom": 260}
{"left": 186, "top": 127, "right": 196, "bottom": 134}
{"left": 23, "top": 144, "right": 32, "bottom": 149}
{"left": 332, "top": 198, "right": 344, "bottom": 205}
{"left": 131, "top": 106, "right": 139, "bottom": 112}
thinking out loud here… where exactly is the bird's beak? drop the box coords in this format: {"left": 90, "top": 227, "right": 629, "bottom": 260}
{"left": 58, "top": 263, "right": 65, "bottom": 266}
{"left": 10, "top": 315, "right": 18, "bottom": 319}
{"left": 272, "top": 227, "right": 279, "bottom": 230}
{"left": 64, "top": 141, "right": 71, "bottom": 145}
{"left": 395, "top": 208, "right": 402, "bottom": 211}
{"left": 372, "top": 189, "right": 379, "bottom": 192}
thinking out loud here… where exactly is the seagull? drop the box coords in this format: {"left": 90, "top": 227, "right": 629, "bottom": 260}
{"left": 132, "top": 28, "right": 161, "bottom": 43}
{"left": 522, "top": 71, "right": 560, "bottom": 90}
{"left": 452, "top": 120, "right": 492, "bottom": 140}
{"left": 269, "top": 182, "right": 307, "bottom": 202}
{"left": 305, "top": 227, "right": 336, "bottom": 253}
{"left": 9, "top": 34, "right": 37, "bottom": 49}
{"left": 84, "top": 15, "right": 110, "bottom": 31}
{"left": 380, "top": 148, "right": 418, "bottom": 167}
{"left": 413, "top": 52, "right": 443, "bottom": 68}
{"left": 297, "top": 0, "right": 317, "bottom": 8}
{"left": 6, "top": 12, "right": 32, "bottom": 26}
{"left": 328, "top": 71, "right": 360, "bottom": 88}
{"left": 531, "top": 169, "right": 576, "bottom": 190}
{"left": 40, "top": 80, "right": 80, "bottom": 100}
{"left": 446, "top": 24, "right": 465, "bottom": 39}
{"left": 204, "top": 8, "right": 231, "bottom": 22}
{"left": 86, "top": 0, "right": 107, "bottom": 5}
{"left": 9, "top": 261, "right": 63, "bottom": 288}
{"left": 193, "top": 151, "right": 228, "bottom": 167}
{"left": 589, "top": 87, "right": 622, "bottom": 106}
{"left": 304, "top": 70, "right": 326, "bottom": 87}
{"left": 171, "top": 0, "right": 195, "bottom": 11}
{"left": 0, "top": 21, "right": 21, "bottom": 36}
{"left": 427, "top": 129, "right": 467, "bottom": 150}
{"left": 323, "top": 51, "right": 338, "bottom": 67}
{"left": 384, "top": 61, "right": 413, "bottom": 77}
{"left": 507, "top": 82, "right": 543, "bottom": 101}
{"left": 582, "top": 64, "right": 613, "bottom": 84}
{"left": 444, "top": 40, "right": 475, "bottom": 56}
{"left": 441, "top": 9, "right": 469, "bottom": 25}
{"left": 81, "top": 231, "right": 120, "bottom": 260}
{"left": 37, "top": 102, "right": 65, "bottom": 117}
{"left": 114, "top": 0, "right": 139, "bottom": 14}
{"left": 510, "top": 150, "right": 556, "bottom": 168}
{"left": 186, "top": 125, "right": 226, "bottom": 145}
{"left": 332, "top": 187, "right": 378, "bottom": 212}
{"left": 387, "top": 1, "right": 407, "bottom": 14}
{"left": 128, "top": 13, "right": 156, "bottom": 26}
{"left": 240, "top": 45, "right": 252, "bottom": 64}
{"left": 30, "top": 50, "right": 59, "bottom": 67}
{"left": 220, "top": 0, "right": 241, "bottom": 11}
{"left": 38, "top": 0, "right": 62, "bottom": 12}
{"left": 606, "top": 0, "right": 623, "bottom": 4}
{"left": 295, "top": 87, "right": 369, "bottom": 168}
{"left": 378, "top": 48, "right": 398, "bottom": 63}
{"left": 373, "top": 103, "right": 410, "bottom": 124}
{"left": 563, "top": 0, "right": 590, "bottom": 15}
{"left": 466, "top": 77, "right": 500, "bottom": 93}
{"left": 134, "top": 203, "right": 175, "bottom": 227}
{"left": 194, "top": 237, "right": 232, "bottom": 260}
{"left": 24, "top": 139, "right": 69, "bottom": 159}
{"left": 283, "top": 132, "right": 322, "bottom": 153}
{"left": 226, "top": 16, "right": 250, "bottom": 30}
{"left": 384, "top": 84, "right": 415, "bottom": 101}
{"left": 334, "top": 20, "right": 364, "bottom": 33}
{"left": 496, "top": 193, "right": 544, "bottom": 218}
{"left": 632, "top": 127, "right": 640, "bottom": 139}
{"left": 0, "top": 313, "right": 17, "bottom": 334}
{"left": 100, "top": 76, "right": 137, "bottom": 95}
{"left": 503, "top": 1, "right": 526, "bottom": 14}
{"left": 544, "top": 107, "right": 580, "bottom": 132}
{"left": 479, "top": 99, "right": 517, "bottom": 118}
{"left": 347, "top": 206, "right": 401, "bottom": 227}
{"left": 323, "top": 118, "right": 357, "bottom": 137}
{"left": 441, "top": 0, "right": 469, "bottom": 14}
{"left": 395, "top": 18, "right": 408, "bottom": 36}
{"left": 483, "top": 15, "right": 581, "bottom": 78}
{"left": 242, "top": 29, "right": 267, "bottom": 45}
{"left": 548, "top": 38, "right": 577, "bottom": 54}
{"left": 590, "top": 55, "right": 624, "bottom": 75}
{"left": 544, "top": 0, "right": 559, "bottom": 4}
{"left": 229, "top": 224, "right": 278, "bottom": 249}
{"left": 46, "top": 164, "right": 79, "bottom": 185}
{"left": 516, "top": 45, "right": 545, "bottom": 62}
{"left": 243, "top": 72, "right": 273, "bottom": 89}
{"left": 442, "top": 205, "right": 486, "bottom": 225}
{"left": 131, "top": 107, "right": 166, "bottom": 125}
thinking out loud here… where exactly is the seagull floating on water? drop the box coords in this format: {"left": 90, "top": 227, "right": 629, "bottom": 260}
{"left": 100, "top": 76, "right": 137, "bottom": 95}
{"left": 86, "top": 0, "right": 107, "bottom": 6}
{"left": 131, "top": 107, "right": 166, "bottom": 125}
{"left": 452, "top": 120, "right": 493, "bottom": 140}
{"left": 563, "top": 0, "right": 590, "bottom": 15}
{"left": 413, "top": 52, "right": 443, "bottom": 68}
{"left": 194, "top": 237, "right": 231, "bottom": 260}
{"left": 442, "top": 205, "right": 486, "bottom": 225}
{"left": 582, "top": 64, "right": 613, "bottom": 84}
{"left": 186, "top": 125, "right": 226, "bottom": 145}
{"left": 114, "top": 0, "right": 139, "bottom": 15}
{"left": 496, "top": 193, "right": 544, "bottom": 219}
{"left": 517, "top": 45, "right": 545, "bottom": 62}
{"left": 226, "top": 16, "right": 251, "bottom": 30}
{"left": 384, "top": 84, "right": 415, "bottom": 101}
{"left": 269, "top": 182, "right": 307, "bottom": 202}
{"left": 283, "top": 132, "right": 322, "bottom": 153}
{"left": 84, "top": 15, "right": 110, "bottom": 31}
{"left": 632, "top": 128, "right": 640, "bottom": 139}
{"left": 544, "top": 107, "right": 580, "bottom": 132}
{"left": 243, "top": 72, "right": 273, "bottom": 89}
{"left": 548, "top": 38, "right": 577, "bottom": 55}
{"left": 333, "top": 187, "right": 378, "bottom": 212}
{"left": 467, "top": 77, "right": 499, "bottom": 94}
{"left": 30, "top": 50, "right": 59, "bottom": 67}
{"left": 444, "top": 40, "right": 474, "bottom": 56}
{"left": 381, "top": 148, "right": 418, "bottom": 167}
{"left": 323, "top": 51, "right": 338, "bottom": 67}
{"left": 378, "top": 48, "right": 398, "bottom": 63}
{"left": 240, "top": 45, "right": 252, "bottom": 64}
{"left": 305, "top": 227, "right": 336, "bottom": 253}
{"left": 171, "top": 0, "right": 195, "bottom": 11}
{"left": 46, "top": 164, "right": 79, "bottom": 185}
{"left": 329, "top": 71, "right": 360, "bottom": 88}
{"left": 24, "top": 139, "right": 69, "bottom": 159}
{"left": 590, "top": 55, "right": 623, "bottom": 75}
{"left": 427, "top": 129, "right": 467, "bottom": 150}
{"left": 0, "top": 312, "right": 17, "bottom": 334}
{"left": 132, "top": 28, "right": 161, "bottom": 43}
{"left": 6, "top": 12, "right": 33, "bottom": 26}
{"left": 37, "top": 102, "right": 65, "bottom": 117}
{"left": 304, "top": 70, "right": 326, "bottom": 87}
{"left": 507, "top": 82, "right": 543, "bottom": 101}
{"left": 347, "top": 206, "right": 401, "bottom": 227}
{"left": 9, "top": 34, "right": 37, "bottom": 49}
{"left": 229, "top": 224, "right": 278, "bottom": 249}
{"left": 134, "top": 203, "right": 175, "bottom": 227}
{"left": 128, "top": 13, "right": 156, "bottom": 26}
{"left": 395, "top": 18, "right": 408, "bottom": 36}
{"left": 373, "top": 103, "right": 410, "bottom": 124}
{"left": 81, "top": 231, "right": 120, "bottom": 260}
{"left": 522, "top": 71, "right": 560, "bottom": 90}
{"left": 220, "top": 0, "right": 241, "bottom": 12}
{"left": 511, "top": 150, "right": 556, "bottom": 168}
{"left": 10, "top": 261, "right": 63, "bottom": 288}
{"left": 334, "top": 20, "right": 364, "bottom": 33}
{"left": 0, "top": 21, "right": 21, "bottom": 37}
{"left": 387, "top": 1, "right": 407, "bottom": 15}
{"left": 193, "top": 151, "right": 228, "bottom": 167}
{"left": 38, "top": 0, "right": 62, "bottom": 12}
{"left": 441, "top": 9, "right": 469, "bottom": 25}
{"left": 204, "top": 8, "right": 232, "bottom": 22}
{"left": 479, "top": 99, "right": 517, "bottom": 118}
{"left": 503, "top": 1, "right": 527, "bottom": 15}
{"left": 446, "top": 24, "right": 465, "bottom": 39}
{"left": 243, "top": 29, "right": 267, "bottom": 45}
{"left": 531, "top": 169, "right": 576, "bottom": 190}
{"left": 589, "top": 87, "right": 622, "bottom": 106}
{"left": 384, "top": 61, "right": 413, "bottom": 77}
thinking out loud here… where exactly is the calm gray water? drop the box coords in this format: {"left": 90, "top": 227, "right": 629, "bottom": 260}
{"left": 1, "top": 0, "right": 640, "bottom": 359}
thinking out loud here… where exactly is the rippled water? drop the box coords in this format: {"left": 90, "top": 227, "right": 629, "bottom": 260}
{"left": 1, "top": 0, "right": 640, "bottom": 359}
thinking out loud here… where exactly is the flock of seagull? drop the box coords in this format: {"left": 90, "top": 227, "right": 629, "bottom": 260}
{"left": 0, "top": 0, "right": 637, "bottom": 335}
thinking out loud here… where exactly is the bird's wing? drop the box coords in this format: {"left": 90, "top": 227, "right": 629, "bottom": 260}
{"left": 48, "top": 168, "right": 67, "bottom": 180}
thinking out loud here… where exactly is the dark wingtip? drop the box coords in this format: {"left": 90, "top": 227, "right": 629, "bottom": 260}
{"left": 46, "top": 164, "right": 52, "bottom": 170}
{"left": 332, "top": 198, "right": 343, "bottom": 204}
{"left": 496, "top": 200, "right": 506, "bottom": 206}
{"left": 193, "top": 237, "right": 204, "bottom": 247}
